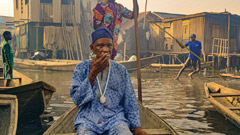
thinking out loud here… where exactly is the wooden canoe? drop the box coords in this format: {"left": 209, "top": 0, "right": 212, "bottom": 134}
{"left": 14, "top": 58, "right": 80, "bottom": 71}
{"left": 118, "top": 55, "right": 162, "bottom": 72}
{"left": 0, "top": 68, "right": 56, "bottom": 123}
{"left": 205, "top": 82, "right": 240, "bottom": 128}
{"left": 43, "top": 102, "right": 178, "bottom": 135}
{"left": 220, "top": 74, "right": 240, "bottom": 79}
{"left": 151, "top": 61, "right": 214, "bottom": 70}
{"left": 13, "top": 56, "right": 161, "bottom": 72}
{"left": 0, "top": 94, "right": 18, "bottom": 135}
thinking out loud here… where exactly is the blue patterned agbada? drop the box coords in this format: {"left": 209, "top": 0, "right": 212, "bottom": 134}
{"left": 70, "top": 60, "right": 141, "bottom": 134}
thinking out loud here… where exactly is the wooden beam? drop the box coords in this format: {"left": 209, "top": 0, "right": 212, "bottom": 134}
{"left": 211, "top": 93, "right": 240, "bottom": 97}
{"left": 228, "top": 107, "right": 240, "bottom": 110}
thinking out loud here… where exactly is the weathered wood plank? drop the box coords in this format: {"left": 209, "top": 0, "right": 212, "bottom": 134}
{"left": 228, "top": 107, "right": 240, "bottom": 110}
{"left": 211, "top": 93, "right": 240, "bottom": 97}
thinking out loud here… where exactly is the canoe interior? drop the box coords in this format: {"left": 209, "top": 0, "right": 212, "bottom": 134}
{"left": 0, "top": 94, "right": 18, "bottom": 135}
{"left": 44, "top": 102, "right": 177, "bottom": 135}
{"left": 205, "top": 82, "right": 240, "bottom": 128}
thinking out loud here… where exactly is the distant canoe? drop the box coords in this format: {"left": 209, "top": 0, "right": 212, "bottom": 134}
{"left": 0, "top": 69, "right": 56, "bottom": 123}
{"left": 0, "top": 94, "right": 18, "bottom": 135}
{"left": 14, "top": 58, "right": 80, "bottom": 72}
{"left": 43, "top": 102, "right": 178, "bottom": 135}
{"left": 14, "top": 56, "right": 161, "bottom": 72}
{"left": 119, "top": 55, "right": 162, "bottom": 72}
{"left": 205, "top": 82, "right": 240, "bottom": 128}
{"left": 151, "top": 61, "right": 214, "bottom": 70}
{"left": 220, "top": 74, "right": 240, "bottom": 79}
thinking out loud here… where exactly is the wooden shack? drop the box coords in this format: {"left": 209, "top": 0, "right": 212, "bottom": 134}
{"left": 14, "top": 0, "right": 99, "bottom": 60}
{"left": 162, "top": 12, "right": 240, "bottom": 58}
{"left": 118, "top": 11, "right": 183, "bottom": 58}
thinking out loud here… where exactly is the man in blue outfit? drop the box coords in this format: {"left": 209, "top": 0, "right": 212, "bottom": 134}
{"left": 175, "top": 34, "right": 202, "bottom": 80}
{"left": 70, "top": 27, "right": 146, "bottom": 135}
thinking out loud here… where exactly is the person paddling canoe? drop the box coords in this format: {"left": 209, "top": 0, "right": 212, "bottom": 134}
{"left": 175, "top": 34, "right": 203, "bottom": 80}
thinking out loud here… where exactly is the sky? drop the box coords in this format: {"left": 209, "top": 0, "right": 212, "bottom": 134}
{"left": 0, "top": 0, "right": 240, "bottom": 17}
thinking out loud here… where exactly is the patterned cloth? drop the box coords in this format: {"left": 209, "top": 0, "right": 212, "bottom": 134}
{"left": 1, "top": 40, "right": 14, "bottom": 79}
{"left": 70, "top": 60, "right": 140, "bottom": 134}
{"left": 93, "top": 0, "right": 134, "bottom": 59}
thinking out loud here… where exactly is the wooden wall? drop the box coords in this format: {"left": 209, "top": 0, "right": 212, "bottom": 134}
{"left": 29, "top": 0, "right": 40, "bottom": 22}
{"left": 162, "top": 14, "right": 239, "bottom": 56}
{"left": 204, "top": 14, "right": 228, "bottom": 55}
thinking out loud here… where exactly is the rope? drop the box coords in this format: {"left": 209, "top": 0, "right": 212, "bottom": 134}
{"left": 147, "top": 17, "right": 226, "bottom": 80}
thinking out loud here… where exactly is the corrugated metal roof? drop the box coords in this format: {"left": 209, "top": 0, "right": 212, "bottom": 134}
{"left": 0, "top": 16, "right": 14, "bottom": 24}
{"left": 0, "top": 17, "right": 6, "bottom": 24}
{"left": 153, "top": 12, "right": 184, "bottom": 19}
{"left": 163, "top": 12, "right": 240, "bottom": 22}
{"left": 120, "top": 11, "right": 185, "bottom": 30}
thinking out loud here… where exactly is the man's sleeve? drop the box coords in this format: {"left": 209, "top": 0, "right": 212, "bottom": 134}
{"left": 185, "top": 41, "right": 189, "bottom": 47}
{"left": 200, "top": 42, "right": 202, "bottom": 49}
{"left": 3, "top": 44, "right": 11, "bottom": 62}
{"left": 93, "top": 3, "right": 105, "bottom": 29}
{"left": 122, "top": 69, "right": 141, "bottom": 129}
{"left": 120, "top": 4, "right": 134, "bottom": 19}
{"left": 70, "top": 63, "right": 96, "bottom": 107}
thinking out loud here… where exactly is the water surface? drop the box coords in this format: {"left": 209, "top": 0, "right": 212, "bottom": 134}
{"left": 17, "top": 68, "right": 240, "bottom": 135}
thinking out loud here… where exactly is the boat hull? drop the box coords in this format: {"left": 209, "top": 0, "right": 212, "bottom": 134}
{"left": 205, "top": 82, "right": 240, "bottom": 128}
{"left": 0, "top": 81, "right": 55, "bottom": 123}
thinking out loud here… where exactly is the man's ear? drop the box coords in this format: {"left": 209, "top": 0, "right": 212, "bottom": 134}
{"left": 90, "top": 44, "right": 94, "bottom": 51}
{"left": 90, "top": 44, "right": 95, "bottom": 54}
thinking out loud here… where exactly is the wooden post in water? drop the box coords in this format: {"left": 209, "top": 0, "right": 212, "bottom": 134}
{"left": 133, "top": 0, "right": 142, "bottom": 103}
{"left": 227, "top": 13, "right": 231, "bottom": 72}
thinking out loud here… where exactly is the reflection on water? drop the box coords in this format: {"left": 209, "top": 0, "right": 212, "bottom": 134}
{"left": 16, "top": 68, "right": 240, "bottom": 135}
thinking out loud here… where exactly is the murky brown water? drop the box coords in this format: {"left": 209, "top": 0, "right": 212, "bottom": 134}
{"left": 16, "top": 68, "right": 240, "bottom": 135}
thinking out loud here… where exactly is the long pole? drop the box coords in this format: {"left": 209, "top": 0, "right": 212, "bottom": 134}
{"left": 133, "top": 0, "right": 142, "bottom": 102}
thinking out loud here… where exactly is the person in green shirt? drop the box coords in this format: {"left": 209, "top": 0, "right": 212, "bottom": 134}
{"left": 2, "top": 31, "right": 14, "bottom": 86}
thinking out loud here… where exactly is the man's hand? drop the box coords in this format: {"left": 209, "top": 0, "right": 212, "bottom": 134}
{"left": 200, "top": 58, "right": 204, "bottom": 62}
{"left": 134, "top": 127, "right": 147, "bottom": 135}
{"left": 90, "top": 53, "right": 109, "bottom": 75}
{"left": 88, "top": 54, "right": 110, "bottom": 87}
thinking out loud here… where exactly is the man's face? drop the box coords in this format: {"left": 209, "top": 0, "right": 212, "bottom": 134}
{"left": 190, "top": 36, "right": 196, "bottom": 41}
{"left": 91, "top": 38, "right": 113, "bottom": 59}
{"left": 5, "top": 33, "right": 12, "bottom": 41}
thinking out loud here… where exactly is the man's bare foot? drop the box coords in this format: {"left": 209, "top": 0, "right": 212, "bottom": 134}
{"left": 174, "top": 77, "right": 179, "bottom": 80}
{"left": 188, "top": 73, "right": 193, "bottom": 79}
